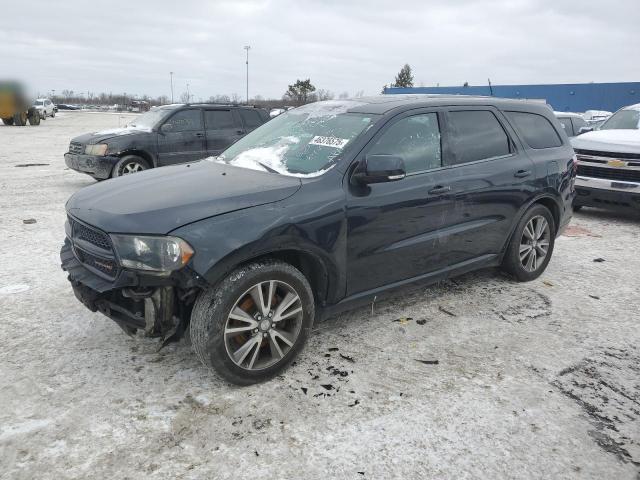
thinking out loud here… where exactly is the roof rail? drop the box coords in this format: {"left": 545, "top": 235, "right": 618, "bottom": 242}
{"left": 184, "top": 102, "right": 264, "bottom": 108}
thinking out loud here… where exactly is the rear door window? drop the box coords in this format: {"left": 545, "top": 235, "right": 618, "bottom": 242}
{"left": 367, "top": 113, "right": 441, "bottom": 174}
{"left": 446, "top": 110, "right": 512, "bottom": 165}
{"left": 506, "top": 111, "right": 563, "bottom": 148}
{"left": 239, "top": 109, "right": 263, "bottom": 129}
{"left": 204, "top": 110, "right": 236, "bottom": 130}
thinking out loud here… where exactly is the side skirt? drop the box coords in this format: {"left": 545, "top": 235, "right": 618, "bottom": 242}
{"left": 317, "top": 253, "right": 500, "bottom": 321}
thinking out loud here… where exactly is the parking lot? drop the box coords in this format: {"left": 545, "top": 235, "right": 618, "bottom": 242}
{"left": 1, "top": 112, "right": 639, "bottom": 479}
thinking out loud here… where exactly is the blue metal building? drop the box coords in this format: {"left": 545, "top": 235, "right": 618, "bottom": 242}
{"left": 384, "top": 82, "right": 640, "bottom": 113}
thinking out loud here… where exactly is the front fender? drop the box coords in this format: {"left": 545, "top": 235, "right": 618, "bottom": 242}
{"left": 171, "top": 193, "right": 348, "bottom": 304}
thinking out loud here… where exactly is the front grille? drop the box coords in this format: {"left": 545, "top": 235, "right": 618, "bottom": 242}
{"left": 577, "top": 165, "right": 640, "bottom": 183}
{"left": 72, "top": 220, "right": 111, "bottom": 251}
{"left": 575, "top": 149, "right": 640, "bottom": 161}
{"left": 68, "top": 217, "right": 118, "bottom": 279}
{"left": 69, "top": 142, "right": 84, "bottom": 154}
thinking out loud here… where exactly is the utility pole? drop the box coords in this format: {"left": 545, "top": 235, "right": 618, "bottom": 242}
{"left": 244, "top": 45, "right": 251, "bottom": 104}
{"left": 186, "top": 83, "right": 191, "bottom": 103}
{"left": 170, "top": 71, "right": 174, "bottom": 103}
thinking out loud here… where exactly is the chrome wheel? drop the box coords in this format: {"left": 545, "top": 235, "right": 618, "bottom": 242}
{"left": 121, "top": 162, "right": 145, "bottom": 174}
{"left": 519, "top": 215, "right": 550, "bottom": 272}
{"left": 224, "top": 280, "right": 303, "bottom": 371}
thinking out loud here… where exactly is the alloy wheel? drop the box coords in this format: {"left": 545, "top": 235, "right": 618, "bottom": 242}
{"left": 224, "top": 280, "right": 303, "bottom": 370}
{"left": 121, "top": 162, "right": 145, "bottom": 174}
{"left": 519, "top": 215, "right": 550, "bottom": 272}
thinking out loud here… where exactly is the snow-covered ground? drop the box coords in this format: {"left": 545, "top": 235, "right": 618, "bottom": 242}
{"left": 1, "top": 112, "right": 639, "bottom": 479}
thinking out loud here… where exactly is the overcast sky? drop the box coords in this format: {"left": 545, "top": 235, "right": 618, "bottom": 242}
{"left": 2, "top": 0, "right": 639, "bottom": 100}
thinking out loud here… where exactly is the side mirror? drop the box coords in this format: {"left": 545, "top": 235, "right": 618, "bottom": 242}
{"left": 578, "top": 126, "right": 593, "bottom": 135}
{"left": 352, "top": 154, "right": 406, "bottom": 185}
{"left": 160, "top": 123, "right": 173, "bottom": 134}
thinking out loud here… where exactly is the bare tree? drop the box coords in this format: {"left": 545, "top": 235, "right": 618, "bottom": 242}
{"left": 338, "top": 91, "right": 349, "bottom": 99}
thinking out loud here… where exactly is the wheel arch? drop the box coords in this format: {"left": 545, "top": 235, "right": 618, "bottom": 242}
{"left": 501, "top": 193, "right": 562, "bottom": 255}
{"left": 201, "top": 245, "right": 335, "bottom": 308}
{"left": 117, "top": 149, "right": 155, "bottom": 168}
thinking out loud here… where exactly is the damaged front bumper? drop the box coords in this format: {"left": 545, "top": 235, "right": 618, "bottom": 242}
{"left": 61, "top": 239, "right": 205, "bottom": 338}
{"left": 64, "top": 152, "right": 119, "bottom": 179}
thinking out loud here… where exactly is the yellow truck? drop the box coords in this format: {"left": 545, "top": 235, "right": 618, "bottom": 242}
{"left": 0, "top": 82, "right": 40, "bottom": 126}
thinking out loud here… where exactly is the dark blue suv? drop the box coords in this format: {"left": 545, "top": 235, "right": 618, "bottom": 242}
{"left": 64, "top": 104, "right": 269, "bottom": 179}
{"left": 61, "top": 95, "right": 575, "bottom": 384}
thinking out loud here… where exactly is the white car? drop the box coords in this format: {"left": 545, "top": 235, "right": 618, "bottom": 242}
{"left": 33, "top": 98, "right": 55, "bottom": 119}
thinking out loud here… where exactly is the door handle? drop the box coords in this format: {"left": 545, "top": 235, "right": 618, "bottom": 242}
{"left": 514, "top": 169, "right": 531, "bottom": 178}
{"left": 195, "top": 132, "right": 205, "bottom": 138}
{"left": 428, "top": 185, "right": 451, "bottom": 195}
{"left": 236, "top": 129, "right": 245, "bottom": 135}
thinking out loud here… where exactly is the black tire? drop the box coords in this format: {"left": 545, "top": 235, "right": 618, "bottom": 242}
{"left": 502, "top": 204, "right": 556, "bottom": 282}
{"left": 1, "top": 117, "right": 14, "bottom": 126}
{"left": 112, "top": 155, "right": 150, "bottom": 177}
{"left": 51, "top": 110, "right": 55, "bottom": 118}
{"left": 573, "top": 205, "right": 583, "bottom": 212}
{"left": 28, "top": 109, "right": 40, "bottom": 125}
{"left": 13, "top": 111, "right": 27, "bottom": 126}
{"left": 191, "top": 259, "right": 315, "bottom": 385}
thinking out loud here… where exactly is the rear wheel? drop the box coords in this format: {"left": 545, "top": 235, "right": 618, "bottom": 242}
{"left": 190, "top": 259, "right": 315, "bottom": 385}
{"left": 113, "top": 155, "right": 150, "bottom": 177}
{"left": 51, "top": 110, "right": 55, "bottom": 118}
{"left": 13, "top": 111, "right": 27, "bottom": 126}
{"left": 1, "top": 117, "right": 14, "bottom": 126}
{"left": 28, "top": 109, "right": 40, "bottom": 125}
{"left": 502, "top": 204, "right": 556, "bottom": 282}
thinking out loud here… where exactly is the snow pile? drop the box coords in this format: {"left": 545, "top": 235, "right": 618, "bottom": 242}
{"left": 212, "top": 136, "right": 334, "bottom": 178}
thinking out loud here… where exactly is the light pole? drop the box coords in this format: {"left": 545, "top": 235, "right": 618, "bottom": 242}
{"left": 170, "top": 71, "right": 174, "bottom": 103}
{"left": 186, "top": 83, "right": 190, "bottom": 103}
{"left": 244, "top": 45, "right": 251, "bottom": 104}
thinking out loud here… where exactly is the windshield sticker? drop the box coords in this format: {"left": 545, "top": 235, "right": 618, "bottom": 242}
{"left": 309, "top": 136, "right": 349, "bottom": 149}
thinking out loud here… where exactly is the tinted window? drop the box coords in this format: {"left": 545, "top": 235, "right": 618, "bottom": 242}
{"left": 506, "top": 111, "right": 562, "bottom": 149}
{"left": 557, "top": 117, "right": 573, "bottom": 136}
{"left": 205, "top": 110, "right": 235, "bottom": 129}
{"left": 368, "top": 113, "right": 441, "bottom": 174}
{"left": 164, "top": 109, "right": 202, "bottom": 132}
{"left": 239, "top": 109, "right": 263, "bottom": 128}
{"left": 571, "top": 116, "right": 587, "bottom": 132}
{"left": 447, "top": 110, "right": 511, "bottom": 165}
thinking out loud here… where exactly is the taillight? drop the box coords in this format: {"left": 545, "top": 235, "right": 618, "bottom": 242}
{"left": 572, "top": 154, "right": 578, "bottom": 173}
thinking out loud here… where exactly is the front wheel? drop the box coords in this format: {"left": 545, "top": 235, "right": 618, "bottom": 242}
{"left": 502, "top": 204, "right": 556, "bottom": 282}
{"left": 190, "top": 259, "right": 315, "bottom": 385}
{"left": 112, "top": 155, "right": 149, "bottom": 177}
{"left": 1, "top": 117, "right": 14, "bottom": 126}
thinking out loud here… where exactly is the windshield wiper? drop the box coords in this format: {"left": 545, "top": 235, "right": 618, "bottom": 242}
{"left": 257, "top": 161, "right": 279, "bottom": 174}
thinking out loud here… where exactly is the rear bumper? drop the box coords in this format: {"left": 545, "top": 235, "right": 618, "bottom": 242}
{"left": 64, "top": 152, "right": 119, "bottom": 179}
{"left": 574, "top": 176, "right": 640, "bottom": 210}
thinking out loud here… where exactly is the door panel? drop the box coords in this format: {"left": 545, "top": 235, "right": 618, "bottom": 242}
{"left": 157, "top": 109, "right": 206, "bottom": 165}
{"left": 436, "top": 108, "right": 535, "bottom": 266}
{"left": 346, "top": 110, "right": 456, "bottom": 295}
{"left": 204, "top": 109, "right": 245, "bottom": 155}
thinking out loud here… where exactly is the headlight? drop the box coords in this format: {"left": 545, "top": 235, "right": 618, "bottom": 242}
{"left": 110, "top": 235, "right": 194, "bottom": 273}
{"left": 85, "top": 144, "right": 108, "bottom": 156}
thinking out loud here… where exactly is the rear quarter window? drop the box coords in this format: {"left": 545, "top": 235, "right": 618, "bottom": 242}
{"left": 506, "top": 111, "right": 563, "bottom": 149}
{"left": 239, "top": 109, "right": 263, "bottom": 128}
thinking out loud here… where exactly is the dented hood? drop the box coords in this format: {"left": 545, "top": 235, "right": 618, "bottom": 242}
{"left": 66, "top": 161, "right": 301, "bottom": 234}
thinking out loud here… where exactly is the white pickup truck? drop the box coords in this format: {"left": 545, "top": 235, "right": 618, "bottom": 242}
{"left": 571, "top": 103, "right": 640, "bottom": 212}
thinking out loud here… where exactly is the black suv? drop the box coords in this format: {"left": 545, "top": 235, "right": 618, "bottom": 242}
{"left": 64, "top": 104, "right": 269, "bottom": 179}
{"left": 61, "top": 96, "right": 575, "bottom": 384}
